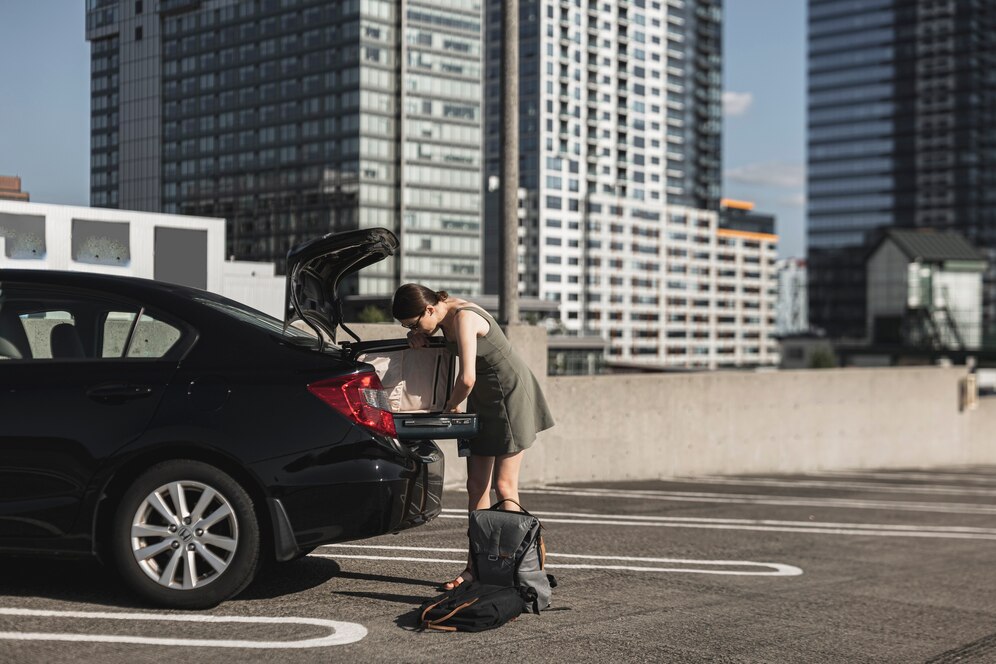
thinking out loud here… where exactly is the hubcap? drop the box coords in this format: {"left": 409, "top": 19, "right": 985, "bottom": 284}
{"left": 130, "top": 480, "right": 239, "bottom": 590}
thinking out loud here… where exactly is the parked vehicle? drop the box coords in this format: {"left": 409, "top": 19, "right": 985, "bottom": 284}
{"left": 0, "top": 228, "right": 472, "bottom": 608}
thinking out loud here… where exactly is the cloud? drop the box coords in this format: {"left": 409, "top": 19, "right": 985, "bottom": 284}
{"left": 725, "top": 162, "right": 805, "bottom": 190}
{"left": 722, "top": 91, "right": 754, "bottom": 117}
{"left": 779, "top": 192, "right": 807, "bottom": 208}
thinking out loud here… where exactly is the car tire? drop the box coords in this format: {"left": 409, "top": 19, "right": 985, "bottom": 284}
{"left": 110, "top": 459, "right": 261, "bottom": 609}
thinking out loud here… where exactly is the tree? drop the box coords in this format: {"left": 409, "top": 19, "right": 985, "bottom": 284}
{"left": 809, "top": 347, "right": 837, "bottom": 369}
{"left": 357, "top": 305, "right": 388, "bottom": 324}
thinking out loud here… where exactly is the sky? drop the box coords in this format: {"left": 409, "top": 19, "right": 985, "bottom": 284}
{"left": 0, "top": 0, "right": 808, "bottom": 258}
{"left": 722, "top": 0, "right": 807, "bottom": 259}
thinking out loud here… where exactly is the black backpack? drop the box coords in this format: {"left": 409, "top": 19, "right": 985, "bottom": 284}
{"left": 419, "top": 581, "right": 536, "bottom": 632}
{"left": 468, "top": 500, "right": 556, "bottom": 613}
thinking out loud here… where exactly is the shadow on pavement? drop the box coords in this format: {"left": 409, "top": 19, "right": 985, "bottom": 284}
{"left": 0, "top": 554, "right": 344, "bottom": 608}
{"left": 0, "top": 554, "right": 443, "bottom": 610}
{"left": 0, "top": 555, "right": 145, "bottom": 609}
{"left": 330, "top": 569, "right": 439, "bottom": 588}
{"left": 395, "top": 605, "right": 426, "bottom": 631}
{"left": 334, "top": 590, "right": 430, "bottom": 605}
{"left": 237, "top": 556, "right": 342, "bottom": 600}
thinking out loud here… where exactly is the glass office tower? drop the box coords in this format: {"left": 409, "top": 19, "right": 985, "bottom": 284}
{"left": 86, "top": 0, "right": 483, "bottom": 296}
{"left": 808, "top": 0, "right": 996, "bottom": 341}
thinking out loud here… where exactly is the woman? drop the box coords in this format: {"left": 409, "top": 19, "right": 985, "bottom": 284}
{"left": 392, "top": 284, "right": 555, "bottom": 590}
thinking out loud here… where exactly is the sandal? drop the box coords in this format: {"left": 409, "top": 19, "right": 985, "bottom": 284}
{"left": 438, "top": 567, "right": 474, "bottom": 592}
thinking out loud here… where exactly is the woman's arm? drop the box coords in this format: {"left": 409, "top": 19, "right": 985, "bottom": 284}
{"left": 444, "top": 311, "right": 483, "bottom": 412}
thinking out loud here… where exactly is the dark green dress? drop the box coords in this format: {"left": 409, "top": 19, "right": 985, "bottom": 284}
{"left": 444, "top": 307, "right": 555, "bottom": 456}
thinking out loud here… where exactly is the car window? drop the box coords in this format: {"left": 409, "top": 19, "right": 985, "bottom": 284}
{"left": 101, "top": 311, "right": 183, "bottom": 359}
{"left": 193, "top": 296, "right": 319, "bottom": 341}
{"left": 102, "top": 311, "right": 137, "bottom": 357}
{"left": 126, "top": 314, "right": 182, "bottom": 358}
{"left": 0, "top": 282, "right": 188, "bottom": 362}
{"left": 20, "top": 311, "right": 75, "bottom": 360}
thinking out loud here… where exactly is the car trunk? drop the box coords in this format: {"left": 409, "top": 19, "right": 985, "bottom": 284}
{"left": 286, "top": 229, "right": 479, "bottom": 441}
{"left": 347, "top": 338, "right": 479, "bottom": 441}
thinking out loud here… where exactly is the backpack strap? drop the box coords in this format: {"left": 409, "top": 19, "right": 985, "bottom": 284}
{"left": 424, "top": 598, "right": 479, "bottom": 632}
{"left": 420, "top": 597, "right": 449, "bottom": 625}
{"left": 487, "top": 526, "right": 502, "bottom": 562}
{"left": 490, "top": 499, "right": 537, "bottom": 518}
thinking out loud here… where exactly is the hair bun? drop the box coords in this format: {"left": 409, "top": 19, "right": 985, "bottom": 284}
{"left": 436, "top": 290, "right": 449, "bottom": 301}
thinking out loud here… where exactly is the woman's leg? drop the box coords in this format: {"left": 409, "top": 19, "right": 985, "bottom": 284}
{"left": 466, "top": 454, "right": 495, "bottom": 511}
{"left": 440, "top": 454, "right": 495, "bottom": 590}
{"left": 492, "top": 451, "right": 525, "bottom": 511}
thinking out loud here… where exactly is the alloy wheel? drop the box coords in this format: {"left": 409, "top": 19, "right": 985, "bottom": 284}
{"left": 130, "top": 480, "right": 239, "bottom": 590}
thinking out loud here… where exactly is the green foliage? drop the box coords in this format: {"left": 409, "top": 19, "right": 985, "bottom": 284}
{"left": 808, "top": 347, "right": 837, "bottom": 369}
{"left": 357, "top": 305, "right": 388, "bottom": 324}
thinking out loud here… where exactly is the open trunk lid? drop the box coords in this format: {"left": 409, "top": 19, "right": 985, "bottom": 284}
{"left": 285, "top": 227, "right": 398, "bottom": 345}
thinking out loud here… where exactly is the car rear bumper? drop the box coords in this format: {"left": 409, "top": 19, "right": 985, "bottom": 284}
{"left": 255, "top": 438, "right": 444, "bottom": 561}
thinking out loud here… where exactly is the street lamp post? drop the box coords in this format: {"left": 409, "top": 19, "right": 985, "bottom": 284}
{"left": 499, "top": 0, "right": 520, "bottom": 326}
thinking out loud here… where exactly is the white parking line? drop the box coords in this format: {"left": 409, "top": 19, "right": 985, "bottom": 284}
{"left": 811, "top": 470, "right": 996, "bottom": 484}
{"left": 521, "top": 487, "right": 996, "bottom": 515}
{"left": 665, "top": 476, "right": 996, "bottom": 496}
{"left": 435, "top": 509, "right": 996, "bottom": 540}
{"left": 316, "top": 544, "right": 803, "bottom": 576}
{"left": 0, "top": 608, "right": 366, "bottom": 648}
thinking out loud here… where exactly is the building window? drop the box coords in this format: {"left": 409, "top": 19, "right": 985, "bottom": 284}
{"left": 135, "top": 26, "right": 143, "bottom": 40}
{"left": 135, "top": 0, "right": 142, "bottom": 14}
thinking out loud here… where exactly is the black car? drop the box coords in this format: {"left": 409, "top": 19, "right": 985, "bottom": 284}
{"left": 0, "top": 228, "right": 475, "bottom": 608}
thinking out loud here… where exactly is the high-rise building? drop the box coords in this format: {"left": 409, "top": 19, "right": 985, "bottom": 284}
{"left": 85, "top": 0, "right": 484, "bottom": 297}
{"left": 484, "top": 0, "right": 744, "bottom": 367}
{"left": 807, "top": 0, "right": 996, "bottom": 342}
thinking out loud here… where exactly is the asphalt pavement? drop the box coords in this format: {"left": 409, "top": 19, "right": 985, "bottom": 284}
{"left": 2, "top": 467, "right": 996, "bottom": 663}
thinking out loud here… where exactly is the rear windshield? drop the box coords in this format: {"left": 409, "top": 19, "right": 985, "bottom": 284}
{"left": 193, "top": 297, "right": 318, "bottom": 342}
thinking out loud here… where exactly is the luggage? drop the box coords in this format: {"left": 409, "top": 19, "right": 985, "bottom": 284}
{"left": 468, "top": 500, "right": 556, "bottom": 613}
{"left": 355, "top": 343, "right": 480, "bottom": 439}
{"left": 419, "top": 581, "right": 535, "bottom": 632}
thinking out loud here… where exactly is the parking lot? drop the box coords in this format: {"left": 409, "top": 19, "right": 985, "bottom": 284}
{"left": 2, "top": 467, "right": 996, "bottom": 663}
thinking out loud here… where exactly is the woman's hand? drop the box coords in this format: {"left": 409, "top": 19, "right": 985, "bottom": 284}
{"left": 407, "top": 329, "right": 429, "bottom": 348}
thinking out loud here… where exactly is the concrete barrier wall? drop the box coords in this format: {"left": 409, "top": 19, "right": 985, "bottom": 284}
{"left": 347, "top": 323, "right": 996, "bottom": 488}
{"left": 530, "top": 367, "right": 996, "bottom": 485}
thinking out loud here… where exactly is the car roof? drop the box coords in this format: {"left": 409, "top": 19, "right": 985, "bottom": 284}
{"left": 2, "top": 268, "right": 206, "bottom": 298}
{"left": 0, "top": 268, "right": 272, "bottom": 323}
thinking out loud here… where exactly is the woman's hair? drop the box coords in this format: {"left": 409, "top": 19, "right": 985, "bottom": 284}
{"left": 392, "top": 283, "right": 449, "bottom": 320}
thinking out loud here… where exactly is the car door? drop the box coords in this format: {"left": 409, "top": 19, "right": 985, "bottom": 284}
{"left": 0, "top": 282, "right": 190, "bottom": 546}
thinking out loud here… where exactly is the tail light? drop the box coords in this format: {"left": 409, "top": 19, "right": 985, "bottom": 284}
{"left": 308, "top": 371, "right": 396, "bottom": 438}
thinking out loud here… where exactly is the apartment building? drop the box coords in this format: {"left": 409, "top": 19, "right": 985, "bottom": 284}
{"left": 484, "top": 1, "right": 777, "bottom": 367}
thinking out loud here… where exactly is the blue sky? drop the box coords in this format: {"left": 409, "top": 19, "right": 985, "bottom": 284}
{"left": 0, "top": 0, "right": 807, "bottom": 258}
{"left": 722, "top": 0, "right": 807, "bottom": 259}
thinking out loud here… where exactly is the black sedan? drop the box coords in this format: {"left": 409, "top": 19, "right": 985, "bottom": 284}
{"left": 0, "top": 228, "right": 473, "bottom": 608}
